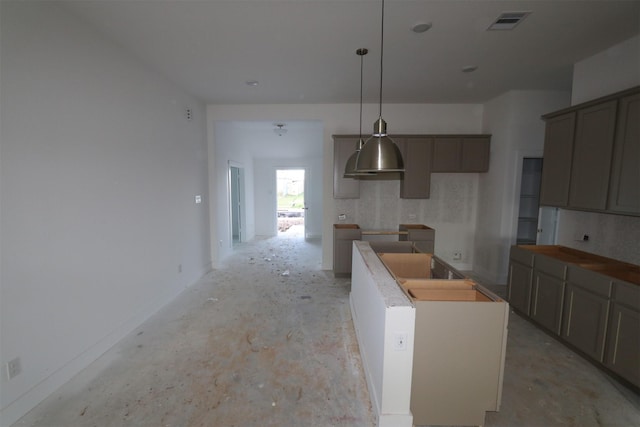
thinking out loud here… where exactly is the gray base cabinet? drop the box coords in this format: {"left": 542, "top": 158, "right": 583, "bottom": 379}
{"left": 333, "top": 224, "right": 361, "bottom": 277}
{"left": 605, "top": 282, "right": 640, "bottom": 386}
{"left": 531, "top": 270, "right": 565, "bottom": 335}
{"left": 508, "top": 262, "right": 533, "bottom": 315}
{"left": 508, "top": 245, "right": 640, "bottom": 389}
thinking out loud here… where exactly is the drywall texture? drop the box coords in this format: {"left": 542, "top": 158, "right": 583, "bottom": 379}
{"left": 476, "top": 90, "right": 570, "bottom": 284}
{"left": 0, "top": 3, "right": 210, "bottom": 424}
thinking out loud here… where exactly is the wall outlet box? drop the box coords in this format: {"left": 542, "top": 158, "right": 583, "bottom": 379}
{"left": 6, "top": 357, "right": 21, "bottom": 380}
{"left": 453, "top": 252, "right": 462, "bottom": 261}
{"left": 338, "top": 214, "right": 346, "bottom": 221}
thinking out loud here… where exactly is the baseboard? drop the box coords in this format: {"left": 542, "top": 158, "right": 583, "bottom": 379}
{"left": 0, "top": 270, "right": 209, "bottom": 427}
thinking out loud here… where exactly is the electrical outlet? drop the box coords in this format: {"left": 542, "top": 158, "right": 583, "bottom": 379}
{"left": 408, "top": 214, "right": 417, "bottom": 220}
{"left": 393, "top": 332, "right": 408, "bottom": 351}
{"left": 6, "top": 357, "right": 21, "bottom": 380}
{"left": 453, "top": 252, "right": 462, "bottom": 261}
{"left": 338, "top": 214, "right": 346, "bottom": 221}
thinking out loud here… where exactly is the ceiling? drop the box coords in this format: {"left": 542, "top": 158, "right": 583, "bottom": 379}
{"left": 61, "top": 0, "right": 640, "bottom": 105}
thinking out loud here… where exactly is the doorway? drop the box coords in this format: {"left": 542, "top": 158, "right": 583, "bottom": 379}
{"left": 229, "top": 163, "right": 245, "bottom": 245}
{"left": 516, "top": 158, "right": 543, "bottom": 245}
{"left": 276, "top": 169, "right": 306, "bottom": 237}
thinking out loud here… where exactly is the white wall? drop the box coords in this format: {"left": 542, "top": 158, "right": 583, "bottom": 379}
{"left": 557, "top": 34, "right": 640, "bottom": 265}
{"left": 212, "top": 121, "right": 257, "bottom": 262}
{"left": 572, "top": 34, "right": 640, "bottom": 105}
{"left": 0, "top": 3, "right": 210, "bottom": 425}
{"left": 207, "top": 103, "right": 484, "bottom": 270}
{"left": 476, "top": 90, "right": 570, "bottom": 283}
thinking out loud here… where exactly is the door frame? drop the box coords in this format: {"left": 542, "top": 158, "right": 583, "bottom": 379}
{"left": 275, "top": 166, "right": 308, "bottom": 238}
{"left": 228, "top": 161, "right": 245, "bottom": 245}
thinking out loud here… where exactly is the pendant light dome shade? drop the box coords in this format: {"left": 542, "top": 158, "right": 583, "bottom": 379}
{"left": 356, "top": 118, "right": 404, "bottom": 172}
{"left": 344, "top": 137, "right": 376, "bottom": 177}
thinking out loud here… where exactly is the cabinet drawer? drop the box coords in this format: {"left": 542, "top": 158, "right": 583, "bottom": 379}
{"left": 612, "top": 280, "right": 640, "bottom": 310}
{"left": 535, "top": 254, "right": 567, "bottom": 279}
{"left": 566, "top": 266, "right": 612, "bottom": 297}
{"left": 510, "top": 246, "right": 534, "bottom": 267}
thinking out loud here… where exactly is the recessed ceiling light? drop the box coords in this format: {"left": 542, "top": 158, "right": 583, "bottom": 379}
{"left": 245, "top": 80, "right": 259, "bottom": 87}
{"left": 411, "top": 22, "right": 432, "bottom": 33}
{"left": 462, "top": 65, "right": 478, "bottom": 73}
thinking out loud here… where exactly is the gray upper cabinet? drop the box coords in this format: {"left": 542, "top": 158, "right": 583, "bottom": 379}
{"left": 461, "top": 137, "right": 491, "bottom": 172}
{"left": 399, "top": 138, "right": 433, "bottom": 199}
{"left": 608, "top": 92, "right": 640, "bottom": 215}
{"left": 540, "top": 112, "right": 576, "bottom": 207}
{"left": 569, "top": 100, "right": 617, "bottom": 211}
{"left": 432, "top": 138, "right": 461, "bottom": 172}
{"left": 540, "top": 86, "right": 640, "bottom": 216}
{"left": 333, "top": 137, "right": 360, "bottom": 199}
{"left": 432, "top": 137, "right": 490, "bottom": 172}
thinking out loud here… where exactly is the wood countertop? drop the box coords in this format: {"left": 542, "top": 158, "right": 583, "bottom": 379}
{"left": 517, "top": 245, "right": 640, "bottom": 286}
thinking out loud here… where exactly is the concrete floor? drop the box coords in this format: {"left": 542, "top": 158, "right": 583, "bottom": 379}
{"left": 14, "top": 229, "right": 640, "bottom": 427}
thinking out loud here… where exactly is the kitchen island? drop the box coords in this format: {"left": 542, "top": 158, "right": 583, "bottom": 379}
{"left": 350, "top": 241, "right": 508, "bottom": 427}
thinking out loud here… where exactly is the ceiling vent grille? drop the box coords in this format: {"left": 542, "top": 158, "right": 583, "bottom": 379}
{"left": 488, "top": 11, "right": 531, "bottom": 30}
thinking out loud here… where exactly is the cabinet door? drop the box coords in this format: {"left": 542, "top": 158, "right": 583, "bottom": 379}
{"left": 569, "top": 100, "right": 617, "bottom": 210}
{"left": 399, "top": 138, "right": 432, "bottom": 199}
{"left": 605, "top": 303, "right": 640, "bottom": 387}
{"left": 432, "top": 138, "right": 461, "bottom": 172}
{"left": 333, "top": 137, "right": 360, "bottom": 198}
{"left": 508, "top": 262, "right": 533, "bottom": 315}
{"left": 531, "top": 271, "right": 565, "bottom": 334}
{"left": 608, "top": 93, "right": 640, "bottom": 215}
{"left": 461, "top": 137, "right": 490, "bottom": 172}
{"left": 540, "top": 113, "right": 575, "bottom": 207}
{"left": 561, "top": 283, "right": 610, "bottom": 361}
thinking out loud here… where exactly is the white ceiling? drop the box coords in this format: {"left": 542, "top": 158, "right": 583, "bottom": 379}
{"left": 62, "top": 0, "right": 640, "bottom": 105}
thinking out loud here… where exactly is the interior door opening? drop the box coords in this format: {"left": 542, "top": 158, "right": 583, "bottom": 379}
{"left": 230, "top": 164, "right": 244, "bottom": 245}
{"left": 276, "top": 169, "right": 305, "bottom": 237}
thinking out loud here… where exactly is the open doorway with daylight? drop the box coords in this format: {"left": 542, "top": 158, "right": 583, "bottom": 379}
{"left": 277, "top": 169, "right": 305, "bottom": 237}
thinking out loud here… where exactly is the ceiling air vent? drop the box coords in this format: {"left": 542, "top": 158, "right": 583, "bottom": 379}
{"left": 488, "top": 11, "right": 531, "bottom": 30}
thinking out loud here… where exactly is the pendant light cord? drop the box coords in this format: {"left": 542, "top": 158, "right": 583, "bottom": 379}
{"left": 359, "top": 52, "right": 364, "bottom": 140}
{"left": 378, "top": 0, "right": 385, "bottom": 119}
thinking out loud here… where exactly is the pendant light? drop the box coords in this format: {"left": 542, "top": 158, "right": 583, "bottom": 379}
{"left": 344, "top": 48, "right": 376, "bottom": 177}
{"left": 355, "top": 0, "right": 404, "bottom": 173}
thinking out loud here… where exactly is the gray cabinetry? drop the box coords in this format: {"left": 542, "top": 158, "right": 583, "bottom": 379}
{"left": 399, "top": 138, "right": 432, "bottom": 199}
{"left": 540, "top": 112, "right": 575, "bottom": 207}
{"left": 432, "top": 137, "right": 490, "bottom": 173}
{"left": 398, "top": 224, "right": 434, "bottom": 253}
{"left": 509, "top": 245, "right": 640, "bottom": 388}
{"left": 540, "top": 86, "right": 640, "bottom": 216}
{"left": 333, "top": 224, "right": 361, "bottom": 277}
{"left": 561, "top": 267, "right": 612, "bottom": 361}
{"left": 608, "top": 92, "right": 640, "bottom": 215}
{"left": 569, "top": 100, "right": 617, "bottom": 210}
{"left": 508, "top": 246, "right": 535, "bottom": 315}
{"left": 333, "top": 137, "right": 360, "bottom": 199}
{"left": 530, "top": 256, "right": 565, "bottom": 335}
{"left": 461, "top": 137, "right": 491, "bottom": 172}
{"left": 605, "top": 281, "right": 640, "bottom": 387}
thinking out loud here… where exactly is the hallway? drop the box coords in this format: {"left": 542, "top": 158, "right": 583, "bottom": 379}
{"left": 13, "top": 234, "right": 640, "bottom": 427}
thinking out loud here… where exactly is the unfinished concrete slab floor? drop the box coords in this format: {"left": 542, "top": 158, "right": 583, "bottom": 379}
{"left": 13, "top": 231, "right": 640, "bottom": 427}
